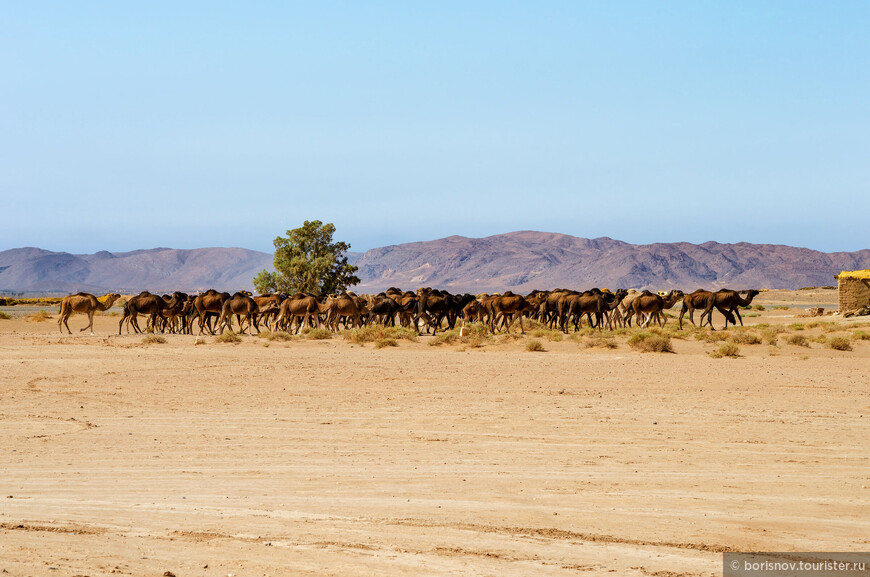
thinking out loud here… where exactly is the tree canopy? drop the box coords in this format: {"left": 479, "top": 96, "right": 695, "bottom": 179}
{"left": 253, "top": 220, "right": 360, "bottom": 295}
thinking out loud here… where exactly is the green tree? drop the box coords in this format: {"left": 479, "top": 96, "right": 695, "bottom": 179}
{"left": 253, "top": 220, "right": 360, "bottom": 295}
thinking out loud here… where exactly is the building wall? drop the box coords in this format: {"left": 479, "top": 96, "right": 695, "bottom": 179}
{"left": 838, "top": 277, "right": 870, "bottom": 312}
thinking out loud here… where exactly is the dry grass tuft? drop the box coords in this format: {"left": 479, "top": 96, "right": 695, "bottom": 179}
{"left": 827, "top": 336, "right": 852, "bottom": 351}
{"left": 142, "top": 335, "right": 167, "bottom": 345}
{"left": 852, "top": 330, "right": 870, "bottom": 341}
{"left": 525, "top": 339, "right": 546, "bottom": 352}
{"left": 215, "top": 331, "right": 242, "bottom": 344}
{"left": 584, "top": 336, "right": 618, "bottom": 349}
{"left": 728, "top": 330, "right": 761, "bottom": 345}
{"left": 709, "top": 341, "right": 740, "bottom": 358}
{"left": 429, "top": 323, "right": 490, "bottom": 347}
{"left": 785, "top": 334, "right": 809, "bottom": 347}
{"left": 257, "top": 330, "right": 294, "bottom": 342}
{"left": 0, "top": 311, "right": 10, "bottom": 320}
{"left": 26, "top": 310, "right": 53, "bottom": 322}
{"left": 306, "top": 328, "right": 333, "bottom": 340}
{"left": 628, "top": 332, "right": 673, "bottom": 353}
{"left": 344, "top": 326, "right": 417, "bottom": 345}
{"left": 374, "top": 338, "right": 398, "bottom": 349}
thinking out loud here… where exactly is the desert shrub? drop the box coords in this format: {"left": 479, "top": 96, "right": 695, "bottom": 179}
{"left": 306, "top": 328, "right": 333, "bottom": 340}
{"left": 628, "top": 332, "right": 673, "bottom": 353}
{"left": 710, "top": 341, "right": 740, "bottom": 358}
{"left": 374, "top": 338, "right": 398, "bottom": 349}
{"left": 429, "top": 329, "right": 459, "bottom": 346}
{"left": 526, "top": 339, "right": 546, "bottom": 352}
{"left": 26, "top": 310, "right": 52, "bottom": 322}
{"left": 532, "top": 328, "right": 563, "bottom": 341}
{"left": 789, "top": 323, "right": 805, "bottom": 331}
{"left": 344, "top": 325, "right": 417, "bottom": 344}
{"left": 695, "top": 330, "right": 728, "bottom": 343}
{"left": 215, "top": 331, "right": 242, "bottom": 344}
{"left": 584, "top": 336, "right": 617, "bottom": 349}
{"left": 258, "top": 330, "right": 294, "bottom": 342}
{"left": 852, "top": 330, "right": 870, "bottom": 341}
{"left": 786, "top": 334, "right": 809, "bottom": 347}
{"left": 142, "top": 335, "right": 166, "bottom": 345}
{"left": 772, "top": 305, "right": 790, "bottom": 310}
{"left": 811, "top": 334, "right": 827, "bottom": 344}
{"left": 0, "top": 311, "right": 10, "bottom": 320}
{"left": 729, "top": 331, "right": 761, "bottom": 345}
{"left": 429, "top": 323, "right": 490, "bottom": 347}
{"left": 760, "top": 329, "right": 781, "bottom": 346}
{"left": 827, "top": 336, "right": 853, "bottom": 351}
{"left": 753, "top": 305, "right": 766, "bottom": 311}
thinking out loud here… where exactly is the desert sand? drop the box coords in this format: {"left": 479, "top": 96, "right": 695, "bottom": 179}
{"left": 1, "top": 302, "right": 868, "bottom": 577}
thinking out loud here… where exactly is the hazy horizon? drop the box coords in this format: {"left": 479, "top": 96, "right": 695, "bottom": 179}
{"left": 3, "top": 2, "right": 869, "bottom": 254}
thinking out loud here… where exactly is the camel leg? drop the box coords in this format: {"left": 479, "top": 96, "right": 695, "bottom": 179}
{"left": 61, "top": 313, "right": 73, "bottom": 335}
{"left": 80, "top": 311, "right": 95, "bottom": 334}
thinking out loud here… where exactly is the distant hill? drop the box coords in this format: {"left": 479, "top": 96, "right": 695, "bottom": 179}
{"left": 352, "top": 232, "right": 870, "bottom": 293}
{"left": 0, "top": 247, "right": 273, "bottom": 295}
{"left": 2, "top": 232, "right": 868, "bottom": 295}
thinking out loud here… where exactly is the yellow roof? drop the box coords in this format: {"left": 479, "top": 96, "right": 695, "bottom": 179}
{"left": 839, "top": 269, "right": 870, "bottom": 280}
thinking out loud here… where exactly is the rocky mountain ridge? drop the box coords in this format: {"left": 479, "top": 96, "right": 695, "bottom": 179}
{"left": 1, "top": 231, "right": 867, "bottom": 295}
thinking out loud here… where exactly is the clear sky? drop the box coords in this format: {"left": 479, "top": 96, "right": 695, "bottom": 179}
{"left": 2, "top": 2, "right": 868, "bottom": 254}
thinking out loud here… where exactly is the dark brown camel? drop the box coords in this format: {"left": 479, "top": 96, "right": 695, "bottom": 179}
{"left": 217, "top": 292, "right": 260, "bottom": 334}
{"left": 194, "top": 290, "right": 230, "bottom": 335}
{"left": 703, "top": 289, "right": 760, "bottom": 329}
{"left": 119, "top": 291, "right": 182, "bottom": 334}
{"left": 679, "top": 289, "right": 735, "bottom": 330}
{"left": 58, "top": 293, "right": 121, "bottom": 335}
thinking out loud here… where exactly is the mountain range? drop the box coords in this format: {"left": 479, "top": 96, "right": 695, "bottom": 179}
{"left": 1, "top": 231, "right": 867, "bottom": 295}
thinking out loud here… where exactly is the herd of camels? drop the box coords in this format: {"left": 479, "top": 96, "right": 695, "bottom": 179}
{"left": 56, "top": 286, "right": 760, "bottom": 337}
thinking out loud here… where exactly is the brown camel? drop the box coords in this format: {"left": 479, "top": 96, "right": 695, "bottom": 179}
{"left": 488, "top": 292, "right": 532, "bottom": 334}
{"left": 217, "top": 292, "right": 260, "bottom": 334}
{"left": 704, "top": 289, "right": 760, "bottom": 329}
{"left": 119, "top": 291, "right": 183, "bottom": 334}
{"left": 679, "top": 289, "right": 735, "bottom": 330}
{"left": 324, "top": 293, "right": 363, "bottom": 331}
{"left": 630, "top": 290, "right": 685, "bottom": 328}
{"left": 58, "top": 293, "right": 121, "bottom": 335}
{"left": 194, "top": 289, "right": 230, "bottom": 335}
{"left": 275, "top": 293, "right": 328, "bottom": 333}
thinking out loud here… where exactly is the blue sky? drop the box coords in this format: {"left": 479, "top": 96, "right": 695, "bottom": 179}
{"left": 2, "top": 2, "right": 868, "bottom": 254}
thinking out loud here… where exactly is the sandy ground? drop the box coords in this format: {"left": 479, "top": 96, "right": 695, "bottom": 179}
{"left": 1, "top": 303, "right": 869, "bottom": 577}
